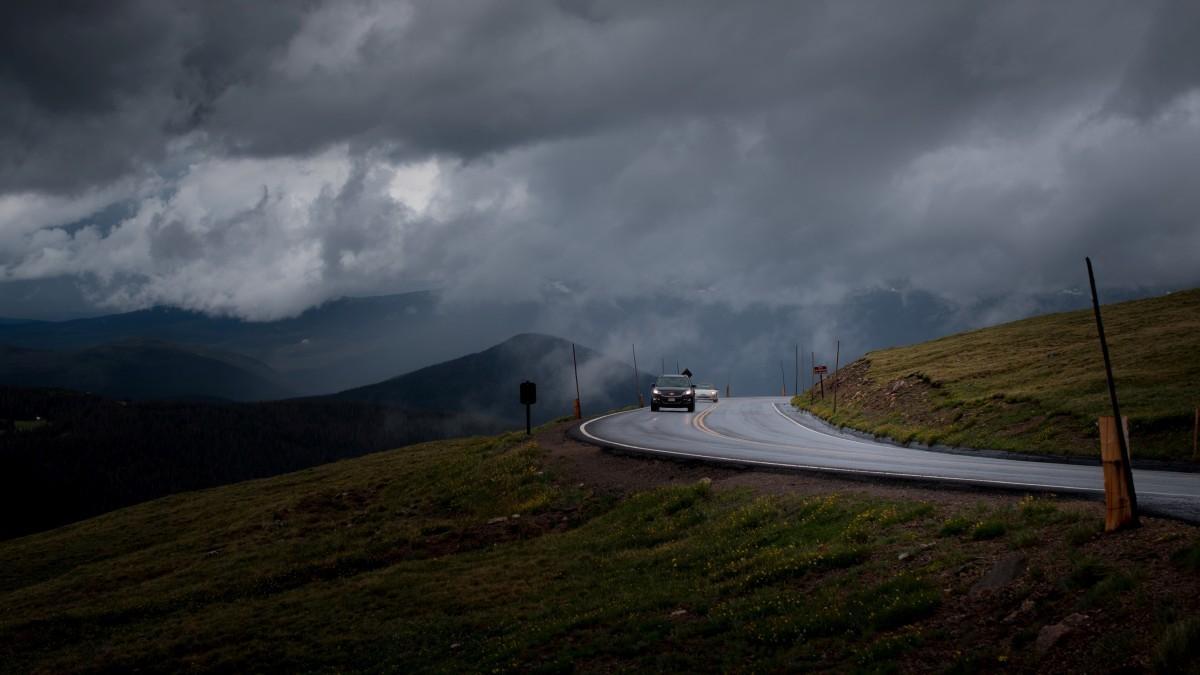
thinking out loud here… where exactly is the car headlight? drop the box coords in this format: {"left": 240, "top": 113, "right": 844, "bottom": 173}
{"left": 652, "top": 387, "right": 660, "bottom": 394}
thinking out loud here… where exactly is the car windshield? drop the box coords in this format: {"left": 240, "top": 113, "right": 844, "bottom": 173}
{"left": 698, "top": 383, "right": 714, "bottom": 389}
{"left": 656, "top": 376, "right": 690, "bottom": 387}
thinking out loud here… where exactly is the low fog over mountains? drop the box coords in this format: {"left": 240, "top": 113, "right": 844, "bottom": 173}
{"left": 336, "top": 333, "right": 654, "bottom": 426}
{"left": 0, "top": 284, "right": 1182, "bottom": 401}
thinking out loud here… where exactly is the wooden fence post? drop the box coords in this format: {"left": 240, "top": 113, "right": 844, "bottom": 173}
{"left": 1099, "top": 416, "right": 1135, "bottom": 532}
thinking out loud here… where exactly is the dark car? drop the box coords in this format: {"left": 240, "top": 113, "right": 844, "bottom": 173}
{"left": 651, "top": 374, "right": 695, "bottom": 412}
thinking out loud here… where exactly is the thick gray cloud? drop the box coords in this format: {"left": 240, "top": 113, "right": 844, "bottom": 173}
{"left": 0, "top": 0, "right": 1198, "bottom": 376}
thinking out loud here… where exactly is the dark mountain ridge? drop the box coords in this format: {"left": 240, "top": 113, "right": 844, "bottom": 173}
{"left": 0, "top": 339, "right": 293, "bottom": 401}
{"left": 0, "top": 292, "right": 537, "bottom": 395}
{"left": 335, "top": 333, "right": 654, "bottom": 425}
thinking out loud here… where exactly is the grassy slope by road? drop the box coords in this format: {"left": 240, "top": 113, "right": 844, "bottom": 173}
{"left": 795, "top": 288, "right": 1200, "bottom": 460}
{"left": 5, "top": 422, "right": 1200, "bottom": 672}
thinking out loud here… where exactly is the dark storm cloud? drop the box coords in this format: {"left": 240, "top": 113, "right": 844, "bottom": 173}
{"left": 1108, "top": 0, "right": 1200, "bottom": 119}
{"left": 0, "top": 1, "right": 1145, "bottom": 188}
{"left": 1, "top": 0, "right": 1198, "bottom": 344}
{"left": 0, "top": 0, "right": 309, "bottom": 192}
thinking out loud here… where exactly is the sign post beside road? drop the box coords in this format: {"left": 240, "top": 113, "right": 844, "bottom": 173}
{"left": 813, "top": 365, "right": 828, "bottom": 400}
{"left": 520, "top": 381, "right": 537, "bottom": 435}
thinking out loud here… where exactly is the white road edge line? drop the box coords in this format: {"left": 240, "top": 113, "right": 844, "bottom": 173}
{"left": 769, "top": 401, "right": 915, "bottom": 450}
{"left": 769, "top": 403, "right": 1196, "bottom": 498}
{"left": 578, "top": 406, "right": 1105, "bottom": 495}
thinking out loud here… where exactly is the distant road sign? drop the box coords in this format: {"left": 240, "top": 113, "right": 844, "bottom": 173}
{"left": 813, "top": 365, "right": 828, "bottom": 375}
{"left": 681, "top": 368, "right": 693, "bottom": 378}
{"left": 520, "top": 381, "right": 537, "bottom": 436}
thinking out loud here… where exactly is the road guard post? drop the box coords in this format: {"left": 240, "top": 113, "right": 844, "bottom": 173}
{"left": 1087, "top": 257, "right": 1139, "bottom": 530}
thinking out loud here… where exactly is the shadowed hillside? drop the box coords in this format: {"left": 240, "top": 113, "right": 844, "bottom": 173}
{"left": 0, "top": 387, "right": 503, "bottom": 539}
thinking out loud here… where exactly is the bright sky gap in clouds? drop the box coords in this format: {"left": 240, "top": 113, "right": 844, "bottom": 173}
{"left": 0, "top": 0, "right": 1198, "bottom": 325}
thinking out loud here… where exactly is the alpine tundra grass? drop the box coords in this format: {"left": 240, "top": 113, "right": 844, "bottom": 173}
{"left": 3, "top": 423, "right": 1199, "bottom": 672}
{"left": 796, "top": 288, "right": 1200, "bottom": 460}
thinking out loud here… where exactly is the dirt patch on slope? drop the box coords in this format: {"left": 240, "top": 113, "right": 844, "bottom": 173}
{"left": 811, "top": 359, "right": 1097, "bottom": 456}
{"left": 823, "top": 360, "right": 958, "bottom": 438}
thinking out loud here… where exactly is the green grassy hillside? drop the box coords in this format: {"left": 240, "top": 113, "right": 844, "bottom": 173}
{"left": 4, "top": 423, "right": 1200, "bottom": 671}
{"left": 795, "top": 288, "right": 1200, "bottom": 460}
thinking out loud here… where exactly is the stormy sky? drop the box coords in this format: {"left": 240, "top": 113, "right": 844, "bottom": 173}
{"left": 1, "top": 1, "right": 1199, "bottom": 389}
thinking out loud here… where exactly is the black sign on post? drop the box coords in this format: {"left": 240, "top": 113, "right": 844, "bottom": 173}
{"left": 520, "top": 381, "right": 537, "bottom": 435}
{"left": 681, "top": 368, "right": 693, "bottom": 378}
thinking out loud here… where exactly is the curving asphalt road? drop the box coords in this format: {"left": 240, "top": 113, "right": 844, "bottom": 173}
{"left": 576, "top": 396, "right": 1200, "bottom": 522}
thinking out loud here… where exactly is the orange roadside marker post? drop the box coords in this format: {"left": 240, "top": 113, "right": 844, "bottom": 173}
{"left": 1087, "top": 257, "right": 1138, "bottom": 530}
{"left": 1099, "top": 416, "right": 1135, "bottom": 531}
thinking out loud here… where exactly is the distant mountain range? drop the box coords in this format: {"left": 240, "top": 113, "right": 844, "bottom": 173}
{"left": 0, "top": 284, "right": 1185, "bottom": 400}
{"left": 0, "top": 328, "right": 651, "bottom": 420}
{"left": 0, "top": 292, "right": 547, "bottom": 395}
{"left": 334, "top": 333, "right": 653, "bottom": 426}
{"left": 0, "top": 340, "right": 293, "bottom": 401}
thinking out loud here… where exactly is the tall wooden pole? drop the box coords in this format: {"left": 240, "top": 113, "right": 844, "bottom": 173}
{"left": 1087, "top": 257, "right": 1138, "bottom": 527}
{"left": 811, "top": 351, "right": 816, "bottom": 403}
{"left": 833, "top": 340, "right": 840, "bottom": 414}
{"left": 632, "top": 343, "right": 643, "bottom": 407}
{"left": 794, "top": 344, "right": 799, "bottom": 398}
{"left": 780, "top": 361, "right": 786, "bottom": 396}
{"left": 572, "top": 343, "right": 582, "bottom": 420}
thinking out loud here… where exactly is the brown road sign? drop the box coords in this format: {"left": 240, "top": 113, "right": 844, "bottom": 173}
{"left": 812, "top": 365, "right": 828, "bottom": 375}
